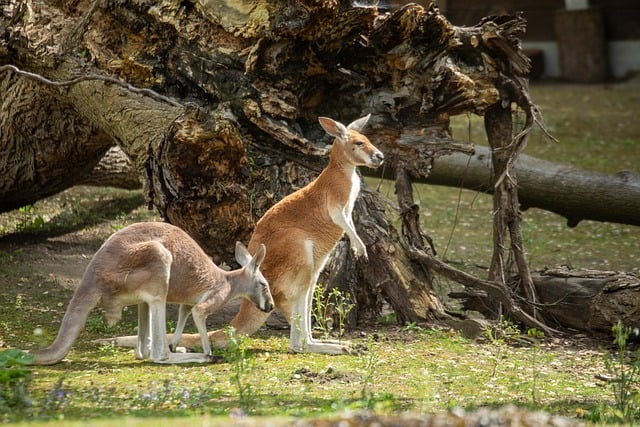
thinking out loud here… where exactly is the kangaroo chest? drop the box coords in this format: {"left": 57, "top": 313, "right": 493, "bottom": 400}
{"left": 345, "top": 170, "right": 360, "bottom": 216}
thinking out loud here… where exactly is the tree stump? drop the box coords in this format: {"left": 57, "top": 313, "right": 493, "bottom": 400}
{"left": 555, "top": 7, "right": 608, "bottom": 82}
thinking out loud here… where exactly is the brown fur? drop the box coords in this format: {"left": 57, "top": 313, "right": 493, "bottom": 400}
{"left": 210, "top": 115, "right": 383, "bottom": 354}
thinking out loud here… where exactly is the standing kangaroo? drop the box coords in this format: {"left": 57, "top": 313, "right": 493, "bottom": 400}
{"left": 215, "top": 114, "right": 383, "bottom": 354}
{"left": 28, "top": 222, "right": 273, "bottom": 365}
{"left": 235, "top": 114, "right": 383, "bottom": 354}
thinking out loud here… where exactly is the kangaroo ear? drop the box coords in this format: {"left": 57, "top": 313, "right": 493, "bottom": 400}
{"left": 252, "top": 244, "right": 266, "bottom": 269}
{"left": 319, "top": 117, "right": 349, "bottom": 141}
{"left": 346, "top": 114, "right": 371, "bottom": 132}
{"left": 235, "top": 241, "right": 252, "bottom": 267}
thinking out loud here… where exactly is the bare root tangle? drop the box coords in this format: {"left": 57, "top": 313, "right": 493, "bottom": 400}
{"left": 407, "top": 247, "right": 557, "bottom": 336}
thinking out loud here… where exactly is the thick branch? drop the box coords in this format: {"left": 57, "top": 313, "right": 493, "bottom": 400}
{"left": 412, "top": 146, "right": 640, "bottom": 228}
{"left": 77, "top": 146, "right": 141, "bottom": 190}
{"left": 0, "top": 71, "right": 113, "bottom": 212}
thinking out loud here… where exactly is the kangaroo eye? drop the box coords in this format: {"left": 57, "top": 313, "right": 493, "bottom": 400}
{"left": 354, "top": 141, "right": 364, "bottom": 147}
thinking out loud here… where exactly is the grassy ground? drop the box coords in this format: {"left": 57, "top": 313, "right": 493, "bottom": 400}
{"left": 0, "top": 81, "right": 639, "bottom": 425}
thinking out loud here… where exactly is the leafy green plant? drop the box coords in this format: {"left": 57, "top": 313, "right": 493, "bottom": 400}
{"left": 225, "top": 327, "right": 258, "bottom": 415}
{"left": 312, "top": 283, "right": 332, "bottom": 338}
{"left": 13, "top": 293, "right": 23, "bottom": 310}
{"left": 402, "top": 321, "right": 423, "bottom": 333}
{"left": 378, "top": 312, "right": 396, "bottom": 325}
{"left": 97, "top": 342, "right": 118, "bottom": 357}
{"left": 330, "top": 287, "right": 355, "bottom": 340}
{"left": 601, "top": 322, "right": 640, "bottom": 423}
{"left": 312, "top": 284, "right": 355, "bottom": 340}
{"left": 0, "top": 349, "right": 33, "bottom": 410}
{"left": 15, "top": 205, "right": 46, "bottom": 233}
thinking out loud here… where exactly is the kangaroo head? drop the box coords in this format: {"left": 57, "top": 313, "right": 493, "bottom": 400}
{"left": 319, "top": 114, "right": 384, "bottom": 168}
{"left": 235, "top": 242, "right": 274, "bottom": 313}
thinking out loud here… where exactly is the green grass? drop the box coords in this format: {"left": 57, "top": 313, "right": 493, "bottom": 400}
{"left": 0, "top": 327, "right": 610, "bottom": 423}
{"left": 0, "top": 82, "right": 639, "bottom": 425}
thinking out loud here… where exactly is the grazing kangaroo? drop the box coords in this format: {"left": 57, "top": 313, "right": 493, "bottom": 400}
{"left": 214, "top": 114, "right": 383, "bottom": 354}
{"left": 28, "top": 222, "right": 273, "bottom": 365}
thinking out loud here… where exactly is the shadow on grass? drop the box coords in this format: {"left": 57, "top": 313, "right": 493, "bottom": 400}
{"left": 0, "top": 191, "right": 146, "bottom": 244}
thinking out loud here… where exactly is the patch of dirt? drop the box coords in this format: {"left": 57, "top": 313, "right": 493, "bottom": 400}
{"left": 290, "top": 366, "right": 357, "bottom": 385}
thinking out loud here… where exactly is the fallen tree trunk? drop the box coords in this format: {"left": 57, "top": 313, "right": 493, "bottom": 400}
{"left": 418, "top": 145, "right": 640, "bottom": 227}
{"left": 0, "top": 73, "right": 114, "bottom": 212}
{"left": 453, "top": 266, "right": 640, "bottom": 334}
{"left": 532, "top": 267, "right": 640, "bottom": 332}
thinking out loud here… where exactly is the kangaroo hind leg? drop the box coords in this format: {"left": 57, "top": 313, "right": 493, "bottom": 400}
{"left": 288, "top": 242, "right": 350, "bottom": 355}
{"left": 169, "top": 304, "right": 192, "bottom": 352}
{"left": 289, "top": 282, "right": 350, "bottom": 355}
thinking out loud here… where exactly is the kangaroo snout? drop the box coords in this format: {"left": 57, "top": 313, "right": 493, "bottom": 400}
{"left": 366, "top": 149, "right": 384, "bottom": 168}
{"left": 259, "top": 300, "right": 275, "bottom": 313}
{"left": 370, "top": 151, "right": 384, "bottom": 167}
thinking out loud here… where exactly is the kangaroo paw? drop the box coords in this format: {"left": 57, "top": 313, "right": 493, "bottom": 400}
{"left": 93, "top": 335, "right": 138, "bottom": 348}
{"left": 207, "top": 354, "right": 225, "bottom": 363}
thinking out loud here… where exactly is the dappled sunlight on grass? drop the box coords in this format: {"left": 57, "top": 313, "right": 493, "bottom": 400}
{"left": 5, "top": 328, "right": 611, "bottom": 424}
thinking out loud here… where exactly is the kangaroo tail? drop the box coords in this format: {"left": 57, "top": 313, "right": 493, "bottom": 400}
{"left": 30, "top": 282, "right": 101, "bottom": 365}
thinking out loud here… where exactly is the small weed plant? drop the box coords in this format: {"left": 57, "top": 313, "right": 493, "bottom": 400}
{"left": 402, "top": 321, "right": 423, "bottom": 333}
{"left": 596, "top": 321, "right": 640, "bottom": 423}
{"left": 225, "top": 327, "right": 258, "bottom": 415}
{"left": 16, "top": 205, "right": 46, "bottom": 233}
{"left": 483, "top": 317, "right": 522, "bottom": 377}
{"left": 526, "top": 327, "right": 545, "bottom": 406}
{"left": 357, "top": 336, "right": 380, "bottom": 410}
{"left": 312, "top": 284, "right": 331, "bottom": 338}
{"left": 332, "top": 288, "right": 355, "bottom": 339}
{"left": 312, "top": 283, "right": 355, "bottom": 340}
